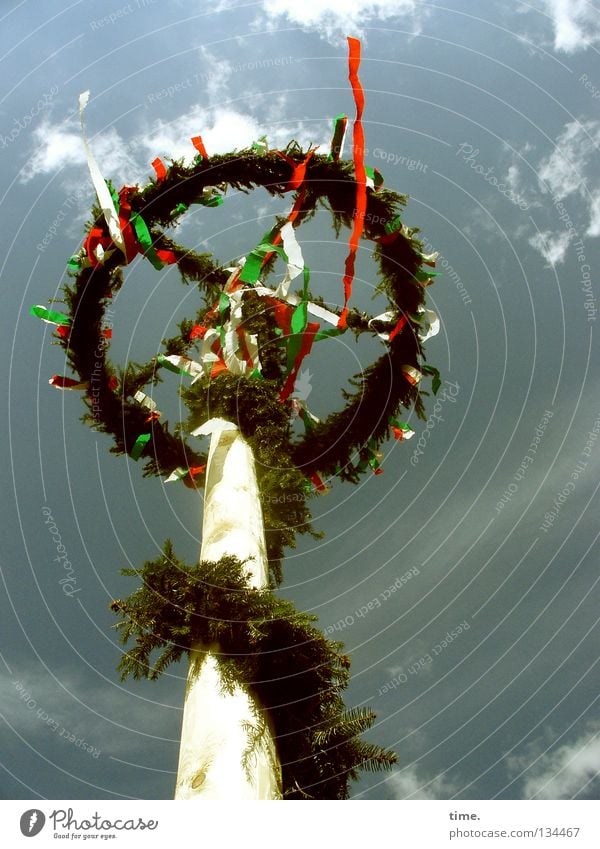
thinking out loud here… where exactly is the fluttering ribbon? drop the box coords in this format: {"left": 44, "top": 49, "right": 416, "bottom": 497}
{"left": 309, "top": 472, "right": 329, "bottom": 494}
{"left": 191, "top": 135, "right": 209, "bottom": 160}
{"left": 401, "top": 365, "right": 422, "bottom": 386}
{"left": 339, "top": 37, "right": 367, "bottom": 328}
{"left": 30, "top": 305, "right": 71, "bottom": 326}
{"left": 152, "top": 157, "right": 167, "bottom": 182}
{"left": 417, "top": 308, "right": 440, "bottom": 342}
{"left": 365, "top": 165, "right": 383, "bottom": 191}
{"left": 165, "top": 464, "right": 206, "bottom": 485}
{"left": 390, "top": 419, "right": 415, "bottom": 441}
{"left": 252, "top": 135, "right": 269, "bottom": 154}
{"left": 191, "top": 418, "right": 238, "bottom": 438}
{"left": 275, "top": 147, "right": 316, "bottom": 193}
{"left": 49, "top": 375, "right": 88, "bottom": 390}
{"left": 78, "top": 91, "right": 125, "bottom": 254}
{"left": 157, "top": 353, "right": 204, "bottom": 380}
{"left": 133, "top": 390, "right": 161, "bottom": 421}
{"left": 130, "top": 432, "right": 151, "bottom": 461}
{"left": 328, "top": 113, "right": 348, "bottom": 161}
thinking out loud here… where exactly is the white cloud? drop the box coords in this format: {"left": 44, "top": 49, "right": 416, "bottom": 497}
{"left": 387, "top": 764, "right": 457, "bottom": 799}
{"left": 20, "top": 114, "right": 143, "bottom": 186}
{"left": 506, "top": 721, "right": 600, "bottom": 799}
{"left": 585, "top": 192, "right": 600, "bottom": 237}
{"left": 218, "top": 0, "right": 424, "bottom": 43}
{"left": 537, "top": 121, "right": 600, "bottom": 201}
{"left": 20, "top": 102, "right": 327, "bottom": 190}
{"left": 528, "top": 121, "right": 600, "bottom": 263}
{"left": 537, "top": 0, "right": 600, "bottom": 53}
{"left": 528, "top": 230, "right": 572, "bottom": 265}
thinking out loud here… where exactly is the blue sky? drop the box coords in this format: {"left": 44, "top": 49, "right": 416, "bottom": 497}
{"left": 0, "top": 0, "right": 598, "bottom": 801}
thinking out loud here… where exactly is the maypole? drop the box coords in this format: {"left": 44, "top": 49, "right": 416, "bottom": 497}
{"left": 33, "top": 38, "right": 444, "bottom": 799}
{"left": 175, "top": 421, "right": 281, "bottom": 799}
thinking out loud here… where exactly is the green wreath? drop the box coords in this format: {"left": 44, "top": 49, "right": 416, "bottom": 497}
{"left": 38, "top": 143, "right": 440, "bottom": 578}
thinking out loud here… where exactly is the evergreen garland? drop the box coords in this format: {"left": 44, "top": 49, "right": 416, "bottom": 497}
{"left": 54, "top": 146, "right": 439, "bottom": 577}
{"left": 111, "top": 542, "right": 397, "bottom": 799}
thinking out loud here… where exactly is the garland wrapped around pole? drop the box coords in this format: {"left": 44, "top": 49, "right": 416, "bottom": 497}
{"left": 33, "top": 37, "right": 444, "bottom": 799}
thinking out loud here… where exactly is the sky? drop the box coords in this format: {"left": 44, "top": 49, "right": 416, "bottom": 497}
{"left": 0, "top": 0, "right": 598, "bottom": 802}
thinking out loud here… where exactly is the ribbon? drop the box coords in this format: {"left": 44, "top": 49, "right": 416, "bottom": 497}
{"left": 157, "top": 353, "right": 204, "bottom": 379}
{"left": 417, "top": 308, "right": 440, "bottom": 342}
{"left": 328, "top": 113, "right": 348, "bottom": 161}
{"left": 130, "top": 433, "right": 151, "bottom": 461}
{"left": 191, "top": 418, "right": 237, "bottom": 438}
{"left": 309, "top": 472, "right": 329, "bottom": 493}
{"left": 422, "top": 364, "right": 441, "bottom": 394}
{"left": 30, "top": 305, "right": 71, "bottom": 326}
{"left": 165, "top": 464, "right": 206, "bottom": 484}
{"left": 49, "top": 375, "right": 88, "bottom": 390}
{"left": 191, "top": 136, "right": 208, "bottom": 160}
{"left": 388, "top": 315, "right": 408, "bottom": 343}
{"left": 421, "top": 251, "right": 438, "bottom": 266}
{"left": 415, "top": 267, "right": 440, "bottom": 283}
{"left": 401, "top": 365, "right": 422, "bottom": 386}
{"left": 365, "top": 165, "right": 383, "bottom": 191}
{"left": 78, "top": 91, "right": 125, "bottom": 254}
{"left": 252, "top": 135, "right": 269, "bottom": 154}
{"left": 275, "top": 148, "right": 316, "bottom": 193}
{"left": 133, "top": 390, "right": 161, "bottom": 418}
{"left": 152, "top": 157, "right": 167, "bottom": 182}
{"left": 390, "top": 420, "right": 415, "bottom": 441}
{"left": 339, "top": 37, "right": 367, "bottom": 328}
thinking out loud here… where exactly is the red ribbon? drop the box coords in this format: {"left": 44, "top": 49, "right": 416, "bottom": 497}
{"left": 189, "top": 324, "right": 207, "bottom": 340}
{"left": 279, "top": 321, "right": 319, "bottom": 402}
{"left": 84, "top": 227, "right": 112, "bottom": 266}
{"left": 49, "top": 375, "right": 84, "bottom": 389}
{"left": 339, "top": 36, "right": 367, "bottom": 328}
{"left": 388, "top": 314, "right": 408, "bottom": 343}
{"left": 191, "top": 136, "right": 208, "bottom": 159}
{"left": 309, "top": 472, "right": 327, "bottom": 492}
{"left": 275, "top": 149, "right": 316, "bottom": 193}
{"left": 152, "top": 157, "right": 167, "bottom": 182}
{"left": 183, "top": 464, "right": 207, "bottom": 488}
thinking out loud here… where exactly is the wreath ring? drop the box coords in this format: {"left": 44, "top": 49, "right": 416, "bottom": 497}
{"left": 41, "top": 143, "right": 440, "bottom": 573}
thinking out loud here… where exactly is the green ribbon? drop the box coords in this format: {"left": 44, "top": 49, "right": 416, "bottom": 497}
{"left": 238, "top": 238, "right": 287, "bottom": 285}
{"left": 130, "top": 433, "right": 151, "bottom": 461}
{"left": 415, "top": 267, "right": 441, "bottom": 283}
{"left": 130, "top": 213, "right": 164, "bottom": 270}
{"left": 328, "top": 113, "right": 347, "bottom": 161}
{"left": 30, "top": 305, "right": 71, "bottom": 325}
{"left": 365, "top": 165, "right": 384, "bottom": 190}
{"left": 314, "top": 327, "right": 345, "bottom": 343}
{"left": 421, "top": 364, "right": 441, "bottom": 394}
{"left": 157, "top": 354, "right": 187, "bottom": 376}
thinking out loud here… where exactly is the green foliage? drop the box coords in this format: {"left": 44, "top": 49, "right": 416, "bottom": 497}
{"left": 111, "top": 543, "right": 397, "bottom": 798}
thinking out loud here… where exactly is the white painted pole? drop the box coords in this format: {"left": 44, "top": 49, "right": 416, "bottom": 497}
{"left": 174, "top": 420, "right": 282, "bottom": 800}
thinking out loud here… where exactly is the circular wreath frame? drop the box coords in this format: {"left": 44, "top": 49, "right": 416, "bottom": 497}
{"left": 60, "top": 143, "right": 435, "bottom": 485}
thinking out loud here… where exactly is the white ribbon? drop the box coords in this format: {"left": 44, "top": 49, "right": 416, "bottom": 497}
{"left": 191, "top": 418, "right": 238, "bottom": 437}
{"left": 78, "top": 91, "right": 125, "bottom": 254}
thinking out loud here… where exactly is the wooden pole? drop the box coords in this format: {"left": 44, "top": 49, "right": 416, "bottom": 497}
{"left": 174, "top": 420, "right": 282, "bottom": 799}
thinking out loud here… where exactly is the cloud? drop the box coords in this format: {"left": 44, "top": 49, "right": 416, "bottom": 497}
{"left": 528, "top": 121, "right": 600, "bottom": 263}
{"left": 528, "top": 230, "right": 572, "bottom": 265}
{"left": 536, "top": 0, "right": 600, "bottom": 53}
{"left": 505, "top": 720, "right": 600, "bottom": 799}
{"left": 20, "top": 102, "right": 326, "bottom": 189}
{"left": 20, "top": 114, "right": 143, "bottom": 186}
{"left": 537, "top": 121, "right": 600, "bottom": 202}
{"left": 387, "top": 764, "right": 458, "bottom": 799}
{"left": 218, "top": 0, "right": 424, "bottom": 43}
